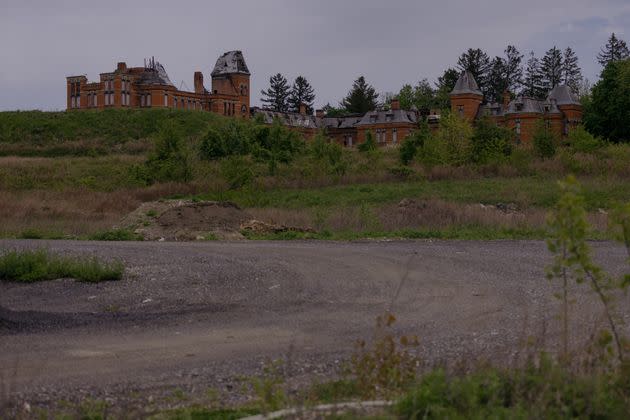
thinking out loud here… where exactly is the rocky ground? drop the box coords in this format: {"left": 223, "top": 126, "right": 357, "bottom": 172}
{"left": 1, "top": 239, "right": 629, "bottom": 415}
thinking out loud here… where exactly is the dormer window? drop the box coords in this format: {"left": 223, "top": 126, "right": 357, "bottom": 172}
{"left": 385, "top": 113, "right": 393, "bottom": 122}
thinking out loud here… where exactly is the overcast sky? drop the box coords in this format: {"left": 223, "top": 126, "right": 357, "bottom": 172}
{"left": 1, "top": 0, "right": 629, "bottom": 111}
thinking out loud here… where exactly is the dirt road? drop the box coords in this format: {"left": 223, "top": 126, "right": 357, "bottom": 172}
{"left": 1, "top": 239, "right": 629, "bottom": 407}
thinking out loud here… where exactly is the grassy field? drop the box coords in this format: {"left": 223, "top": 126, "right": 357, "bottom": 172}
{"left": 0, "top": 109, "right": 629, "bottom": 240}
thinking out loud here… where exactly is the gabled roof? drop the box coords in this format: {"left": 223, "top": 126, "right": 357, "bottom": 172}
{"left": 211, "top": 51, "right": 250, "bottom": 77}
{"left": 451, "top": 71, "right": 482, "bottom": 96}
{"left": 547, "top": 85, "right": 580, "bottom": 106}
{"left": 355, "top": 109, "right": 417, "bottom": 126}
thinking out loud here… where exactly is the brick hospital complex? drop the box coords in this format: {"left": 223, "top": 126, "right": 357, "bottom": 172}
{"left": 67, "top": 51, "right": 582, "bottom": 145}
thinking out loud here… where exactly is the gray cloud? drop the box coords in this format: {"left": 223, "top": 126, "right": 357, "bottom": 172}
{"left": 1, "top": 0, "right": 628, "bottom": 111}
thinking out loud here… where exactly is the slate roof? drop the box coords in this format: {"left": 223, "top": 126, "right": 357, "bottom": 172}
{"left": 355, "top": 109, "right": 417, "bottom": 126}
{"left": 504, "top": 97, "right": 561, "bottom": 115}
{"left": 451, "top": 71, "right": 482, "bottom": 96}
{"left": 211, "top": 51, "right": 250, "bottom": 77}
{"left": 254, "top": 109, "right": 319, "bottom": 129}
{"left": 547, "top": 85, "right": 580, "bottom": 106}
{"left": 137, "top": 62, "right": 174, "bottom": 87}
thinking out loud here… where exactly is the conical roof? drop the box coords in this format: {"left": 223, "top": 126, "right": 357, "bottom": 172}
{"left": 547, "top": 85, "right": 580, "bottom": 106}
{"left": 451, "top": 71, "right": 482, "bottom": 96}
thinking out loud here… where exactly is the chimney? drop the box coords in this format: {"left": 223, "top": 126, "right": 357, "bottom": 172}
{"left": 194, "top": 71, "right": 204, "bottom": 94}
{"left": 502, "top": 90, "right": 511, "bottom": 109}
{"left": 299, "top": 103, "right": 307, "bottom": 115}
{"left": 316, "top": 109, "right": 325, "bottom": 118}
{"left": 391, "top": 98, "right": 400, "bottom": 111}
{"left": 117, "top": 62, "right": 127, "bottom": 72}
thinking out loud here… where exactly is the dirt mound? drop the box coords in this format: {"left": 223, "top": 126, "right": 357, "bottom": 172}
{"left": 118, "top": 200, "right": 315, "bottom": 241}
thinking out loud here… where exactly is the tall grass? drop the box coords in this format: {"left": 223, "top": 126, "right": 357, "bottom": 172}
{"left": 0, "top": 249, "right": 123, "bottom": 282}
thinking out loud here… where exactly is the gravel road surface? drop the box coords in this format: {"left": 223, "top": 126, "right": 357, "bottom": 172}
{"left": 1, "top": 239, "right": 629, "bottom": 410}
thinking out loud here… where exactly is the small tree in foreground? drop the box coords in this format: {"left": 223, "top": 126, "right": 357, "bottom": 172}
{"left": 547, "top": 176, "right": 628, "bottom": 363}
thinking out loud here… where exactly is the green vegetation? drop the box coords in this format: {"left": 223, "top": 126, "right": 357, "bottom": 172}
{"left": 88, "top": 228, "right": 143, "bottom": 241}
{"left": 0, "top": 249, "right": 124, "bottom": 283}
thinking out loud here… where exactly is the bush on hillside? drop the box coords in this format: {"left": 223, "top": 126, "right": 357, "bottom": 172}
{"left": 471, "top": 116, "right": 513, "bottom": 164}
{"left": 532, "top": 120, "right": 557, "bottom": 159}
{"left": 399, "top": 121, "right": 431, "bottom": 166}
{"left": 435, "top": 112, "right": 473, "bottom": 165}
{"left": 310, "top": 131, "right": 348, "bottom": 176}
{"left": 358, "top": 130, "right": 377, "bottom": 153}
{"left": 144, "top": 120, "right": 194, "bottom": 183}
{"left": 569, "top": 125, "right": 606, "bottom": 153}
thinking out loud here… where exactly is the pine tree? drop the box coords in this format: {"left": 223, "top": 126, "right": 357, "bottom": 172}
{"left": 434, "top": 67, "right": 460, "bottom": 110}
{"left": 288, "top": 76, "right": 315, "bottom": 114}
{"left": 260, "top": 73, "right": 290, "bottom": 112}
{"left": 541, "top": 46, "right": 564, "bottom": 92}
{"left": 503, "top": 45, "right": 524, "bottom": 92}
{"left": 597, "top": 33, "right": 630, "bottom": 68}
{"left": 562, "top": 47, "right": 583, "bottom": 95}
{"left": 457, "top": 48, "right": 491, "bottom": 97}
{"left": 522, "top": 52, "right": 546, "bottom": 100}
{"left": 341, "top": 76, "right": 379, "bottom": 114}
{"left": 487, "top": 57, "right": 508, "bottom": 103}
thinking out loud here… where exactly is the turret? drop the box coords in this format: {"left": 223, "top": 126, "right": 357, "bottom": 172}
{"left": 211, "top": 51, "right": 251, "bottom": 118}
{"left": 450, "top": 71, "right": 483, "bottom": 122}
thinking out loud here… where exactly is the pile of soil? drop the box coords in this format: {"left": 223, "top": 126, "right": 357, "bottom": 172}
{"left": 117, "top": 200, "right": 315, "bottom": 241}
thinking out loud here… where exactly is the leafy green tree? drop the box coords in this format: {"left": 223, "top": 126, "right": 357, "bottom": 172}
{"left": 220, "top": 155, "right": 254, "bottom": 190}
{"left": 310, "top": 131, "right": 347, "bottom": 176}
{"left": 397, "top": 79, "right": 435, "bottom": 111}
{"left": 562, "top": 47, "right": 583, "bottom": 95}
{"left": 261, "top": 73, "right": 290, "bottom": 112}
{"left": 547, "top": 176, "right": 626, "bottom": 362}
{"left": 584, "top": 59, "right": 630, "bottom": 142}
{"left": 321, "top": 103, "right": 347, "bottom": 117}
{"left": 399, "top": 121, "right": 431, "bottom": 165}
{"left": 471, "top": 116, "right": 513, "bottom": 164}
{"left": 145, "top": 121, "right": 193, "bottom": 183}
{"left": 435, "top": 112, "right": 473, "bottom": 165}
{"left": 532, "top": 119, "right": 557, "bottom": 158}
{"left": 341, "top": 76, "right": 379, "bottom": 114}
{"left": 568, "top": 125, "right": 605, "bottom": 153}
{"left": 288, "top": 76, "right": 315, "bottom": 114}
{"left": 358, "top": 130, "right": 377, "bottom": 153}
{"left": 541, "top": 47, "right": 564, "bottom": 92}
{"left": 457, "top": 48, "right": 491, "bottom": 97}
{"left": 597, "top": 33, "right": 630, "bottom": 68}
{"left": 522, "top": 52, "right": 546, "bottom": 99}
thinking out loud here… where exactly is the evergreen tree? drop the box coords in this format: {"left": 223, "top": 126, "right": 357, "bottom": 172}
{"left": 487, "top": 57, "right": 508, "bottom": 103}
{"left": 341, "top": 76, "right": 379, "bottom": 114}
{"left": 435, "top": 67, "right": 460, "bottom": 109}
{"left": 597, "top": 33, "right": 630, "bottom": 68}
{"left": 457, "top": 48, "right": 491, "bottom": 97}
{"left": 562, "top": 47, "right": 583, "bottom": 95}
{"left": 503, "top": 45, "right": 524, "bottom": 92}
{"left": 541, "top": 46, "right": 564, "bottom": 92}
{"left": 288, "top": 76, "right": 316, "bottom": 114}
{"left": 522, "top": 52, "right": 545, "bottom": 99}
{"left": 260, "top": 73, "right": 290, "bottom": 112}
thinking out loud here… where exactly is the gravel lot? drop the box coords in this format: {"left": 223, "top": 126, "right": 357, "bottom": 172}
{"left": 1, "top": 239, "right": 629, "bottom": 411}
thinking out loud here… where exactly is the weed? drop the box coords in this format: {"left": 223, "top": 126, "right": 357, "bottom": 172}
{"left": 0, "top": 249, "right": 124, "bottom": 283}
{"left": 88, "top": 229, "right": 142, "bottom": 241}
{"left": 249, "top": 359, "right": 287, "bottom": 413}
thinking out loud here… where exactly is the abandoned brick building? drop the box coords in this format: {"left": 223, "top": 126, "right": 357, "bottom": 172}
{"left": 66, "top": 51, "right": 251, "bottom": 118}
{"left": 67, "top": 51, "right": 581, "bottom": 146}
{"left": 450, "top": 71, "right": 583, "bottom": 144}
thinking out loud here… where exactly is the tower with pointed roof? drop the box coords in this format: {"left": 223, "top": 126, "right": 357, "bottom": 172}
{"left": 450, "top": 71, "right": 483, "bottom": 122}
{"left": 210, "top": 51, "right": 251, "bottom": 118}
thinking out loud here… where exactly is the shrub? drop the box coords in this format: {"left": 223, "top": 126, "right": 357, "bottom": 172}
{"left": 532, "top": 120, "right": 557, "bottom": 158}
{"left": 145, "top": 121, "right": 194, "bottom": 183}
{"left": 310, "top": 131, "right": 348, "bottom": 176}
{"left": 358, "top": 130, "right": 377, "bottom": 153}
{"left": 399, "top": 121, "right": 431, "bottom": 165}
{"left": 435, "top": 112, "right": 473, "bottom": 165}
{"left": 88, "top": 229, "right": 142, "bottom": 241}
{"left": 569, "top": 125, "right": 606, "bottom": 153}
{"left": 220, "top": 155, "right": 255, "bottom": 190}
{"left": 0, "top": 249, "right": 124, "bottom": 283}
{"left": 471, "top": 116, "right": 513, "bottom": 164}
